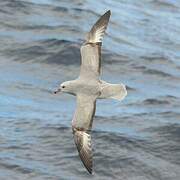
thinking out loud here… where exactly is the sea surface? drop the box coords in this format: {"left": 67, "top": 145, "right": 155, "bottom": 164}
{"left": 0, "top": 0, "right": 180, "bottom": 179}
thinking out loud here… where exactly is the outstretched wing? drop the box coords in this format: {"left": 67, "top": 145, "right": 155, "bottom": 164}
{"left": 72, "top": 94, "right": 96, "bottom": 174}
{"left": 86, "top": 10, "right": 111, "bottom": 43}
{"left": 80, "top": 10, "right": 111, "bottom": 80}
{"left": 73, "top": 130, "right": 93, "bottom": 174}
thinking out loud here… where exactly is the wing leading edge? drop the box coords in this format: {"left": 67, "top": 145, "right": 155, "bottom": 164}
{"left": 80, "top": 10, "right": 111, "bottom": 79}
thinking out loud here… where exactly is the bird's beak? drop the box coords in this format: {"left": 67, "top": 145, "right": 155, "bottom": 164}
{"left": 54, "top": 88, "right": 61, "bottom": 94}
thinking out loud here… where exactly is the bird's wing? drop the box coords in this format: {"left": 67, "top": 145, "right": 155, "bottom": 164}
{"left": 86, "top": 10, "right": 111, "bottom": 44}
{"left": 72, "top": 94, "right": 96, "bottom": 174}
{"left": 73, "top": 130, "right": 93, "bottom": 174}
{"left": 79, "top": 10, "right": 111, "bottom": 80}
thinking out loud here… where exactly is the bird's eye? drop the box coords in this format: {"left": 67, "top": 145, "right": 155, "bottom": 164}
{"left": 62, "top": 85, "right": 65, "bottom": 88}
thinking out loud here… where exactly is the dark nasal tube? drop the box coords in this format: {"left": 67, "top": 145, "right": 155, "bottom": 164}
{"left": 54, "top": 88, "right": 61, "bottom": 94}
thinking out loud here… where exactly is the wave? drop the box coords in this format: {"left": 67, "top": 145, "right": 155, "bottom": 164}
{"left": 143, "top": 68, "right": 173, "bottom": 78}
{"left": 4, "top": 39, "right": 81, "bottom": 65}
{"left": 143, "top": 98, "right": 170, "bottom": 105}
{"left": 150, "top": 0, "right": 180, "bottom": 9}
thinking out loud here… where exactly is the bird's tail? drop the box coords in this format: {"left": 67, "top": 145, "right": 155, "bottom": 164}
{"left": 99, "top": 81, "right": 127, "bottom": 101}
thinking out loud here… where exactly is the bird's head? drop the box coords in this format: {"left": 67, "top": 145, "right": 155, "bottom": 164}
{"left": 54, "top": 81, "right": 75, "bottom": 95}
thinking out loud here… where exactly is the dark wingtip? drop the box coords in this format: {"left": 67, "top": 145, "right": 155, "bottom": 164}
{"left": 106, "top": 10, "right": 111, "bottom": 14}
{"left": 104, "top": 10, "right": 111, "bottom": 17}
{"left": 73, "top": 130, "right": 93, "bottom": 175}
{"left": 87, "top": 167, "right": 93, "bottom": 174}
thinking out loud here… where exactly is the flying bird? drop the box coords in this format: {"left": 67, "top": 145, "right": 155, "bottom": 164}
{"left": 54, "top": 10, "right": 127, "bottom": 174}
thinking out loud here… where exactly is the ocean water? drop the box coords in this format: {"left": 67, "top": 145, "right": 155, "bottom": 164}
{"left": 0, "top": 0, "right": 180, "bottom": 179}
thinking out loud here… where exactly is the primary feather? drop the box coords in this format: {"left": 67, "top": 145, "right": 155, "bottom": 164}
{"left": 73, "top": 130, "right": 93, "bottom": 174}
{"left": 86, "top": 10, "right": 111, "bottom": 43}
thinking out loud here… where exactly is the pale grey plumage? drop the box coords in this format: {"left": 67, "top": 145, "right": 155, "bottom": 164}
{"left": 80, "top": 10, "right": 110, "bottom": 80}
{"left": 80, "top": 44, "right": 101, "bottom": 79}
{"left": 86, "top": 10, "right": 111, "bottom": 43}
{"left": 73, "top": 129, "right": 93, "bottom": 174}
{"left": 99, "top": 81, "right": 127, "bottom": 100}
{"left": 54, "top": 10, "right": 127, "bottom": 174}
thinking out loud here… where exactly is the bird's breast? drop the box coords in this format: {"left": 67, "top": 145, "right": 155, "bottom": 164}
{"left": 77, "top": 80, "right": 100, "bottom": 96}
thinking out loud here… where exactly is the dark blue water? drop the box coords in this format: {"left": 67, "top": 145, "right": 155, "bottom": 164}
{"left": 0, "top": 0, "right": 180, "bottom": 179}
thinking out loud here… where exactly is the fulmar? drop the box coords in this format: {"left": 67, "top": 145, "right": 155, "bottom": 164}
{"left": 54, "top": 10, "right": 127, "bottom": 174}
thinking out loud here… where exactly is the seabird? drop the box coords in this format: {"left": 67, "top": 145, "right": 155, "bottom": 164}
{"left": 54, "top": 10, "right": 127, "bottom": 174}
